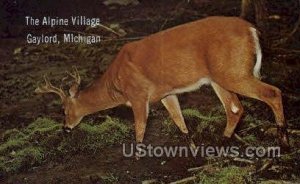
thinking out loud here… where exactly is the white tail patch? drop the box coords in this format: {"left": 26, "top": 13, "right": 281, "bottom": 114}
{"left": 231, "top": 102, "right": 239, "bottom": 114}
{"left": 250, "top": 27, "right": 262, "bottom": 79}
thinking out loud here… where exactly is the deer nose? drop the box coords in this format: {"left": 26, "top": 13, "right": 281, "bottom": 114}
{"left": 63, "top": 126, "right": 72, "bottom": 133}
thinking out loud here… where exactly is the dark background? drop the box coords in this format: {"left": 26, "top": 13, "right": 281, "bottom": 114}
{"left": 0, "top": 0, "right": 299, "bottom": 183}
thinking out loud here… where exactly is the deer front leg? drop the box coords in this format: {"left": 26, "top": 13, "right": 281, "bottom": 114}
{"left": 131, "top": 100, "right": 149, "bottom": 144}
{"left": 161, "top": 95, "right": 195, "bottom": 149}
{"left": 161, "top": 95, "right": 188, "bottom": 134}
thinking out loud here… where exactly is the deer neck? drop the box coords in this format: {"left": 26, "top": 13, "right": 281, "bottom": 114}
{"left": 75, "top": 74, "right": 125, "bottom": 116}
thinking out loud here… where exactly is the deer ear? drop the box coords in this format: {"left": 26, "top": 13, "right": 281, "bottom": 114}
{"left": 69, "top": 85, "right": 79, "bottom": 98}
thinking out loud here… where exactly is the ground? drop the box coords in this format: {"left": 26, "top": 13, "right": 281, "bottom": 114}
{"left": 0, "top": 0, "right": 300, "bottom": 183}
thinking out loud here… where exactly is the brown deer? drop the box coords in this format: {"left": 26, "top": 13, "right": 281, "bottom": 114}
{"left": 35, "top": 16, "right": 290, "bottom": 149}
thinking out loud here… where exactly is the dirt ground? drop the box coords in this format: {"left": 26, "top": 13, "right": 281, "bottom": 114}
{"left": 0, "top": 0, "right": 300, "bottom": 183}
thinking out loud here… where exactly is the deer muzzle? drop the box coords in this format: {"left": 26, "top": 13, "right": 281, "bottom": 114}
{"left": 63, "top": 126, "right": 72, "bottom": 133}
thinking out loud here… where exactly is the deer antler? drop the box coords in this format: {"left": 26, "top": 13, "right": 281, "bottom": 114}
{"left": 35, "top": 75, "right": 66, "bottom": 102}
{"left": 66, "top": 66, "right": 81, "bottom": 98}
{"left": 66, "top": 66, "right": 81, "bottom": 86}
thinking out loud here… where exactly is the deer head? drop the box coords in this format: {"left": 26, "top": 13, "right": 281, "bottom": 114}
{"left": 35, "top": 67, "right": 83, "bottom": 132}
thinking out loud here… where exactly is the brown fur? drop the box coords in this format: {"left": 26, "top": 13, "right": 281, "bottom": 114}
{"left": 37, "top": 16, "right": 290, "bottom": 149}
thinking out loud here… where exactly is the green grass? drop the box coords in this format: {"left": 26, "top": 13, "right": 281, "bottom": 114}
{"left": 243, "top": 134, "right": 257, "bottom": 143}
{"left": 100, "top": 172, "right": 120, "bottom": 183}
{"left": 182, "top": 108, "right": 224, "bottom": 135}
{"left": 0, "top": 117, "right": 131, "bottom": 174}
{"left": 163, "top": 108, "right": 224, "bottom": 139}
{"left": 197, "top": 166, "right": 248, "bottom": 184}
{"left": 162, "top": 118, "right": 180, "bottom": 136}
{"left": 57, "top": 116, "right": 131, "bottom": 153}
{"left": 0, "top": 139, "right": 27, "bottom": 155}
{"left": 182, "top": 108, "right": 223, "bottom": 122}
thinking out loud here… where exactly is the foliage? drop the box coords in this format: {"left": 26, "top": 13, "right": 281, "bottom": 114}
{"left": 243, "top": 134, "right": 257, "bottom": 143}
{"left": 0, "top": 117, "right": 131, "bottom": 175}
{"left": 1, "top": 147, "right": 45, "bottom": 173}
{"left": 100, "top": 172, "right": 120, "bottom": 183}
{"left": 103, "top": 0, "right": 139, "bottom": 6}
{"left": 182, "top": 108, "right": 222, "bottom": 122}
{"left": 163, "top": 108, "right": 224, "bottom": 142}
{"left": 197, "top": 166, "right": 248, "bottom": 184}
{"left": 162, "top": 118, "right": 180, "bottom": 136}
{"left": 182, "top": 108, "right": 224, "bottom": 135}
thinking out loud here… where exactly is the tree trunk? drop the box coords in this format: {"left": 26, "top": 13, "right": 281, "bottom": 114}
{"left": 240, "top": 0, "right": 266, "bottom": 28}
{"left": 240, "top": 0, "right": 251, "bottom": 18}
{"left": 253, "top": 0, "right": 267, "bottom": 28}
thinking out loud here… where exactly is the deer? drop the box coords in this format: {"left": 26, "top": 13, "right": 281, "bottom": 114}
{"left": 35, "top": 16, "right": 290, "bottom": 150}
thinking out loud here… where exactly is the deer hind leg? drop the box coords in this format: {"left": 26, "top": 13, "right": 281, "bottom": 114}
{"left": 222, "top": 77, "right": 289, "bottom": 148}
{"left": 211, "top": 82, "right": 244, "bottom": 138}
{"left": 161, "top": 95, "right": 188, "bottom": 134}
